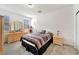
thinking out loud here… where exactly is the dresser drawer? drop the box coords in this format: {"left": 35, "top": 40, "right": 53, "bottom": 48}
{"left": 7, "top": 32, "right": 27, "bottom": 43}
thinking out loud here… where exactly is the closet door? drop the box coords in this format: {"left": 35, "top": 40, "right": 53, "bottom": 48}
{"left": 0, "top": 16, "right": 4, "bottom": 54}
{"left": 76, "top": 12, "right": 79, "bottom": 50}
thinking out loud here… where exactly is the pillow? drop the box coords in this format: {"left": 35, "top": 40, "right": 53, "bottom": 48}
{"left": 40, "top": 30, "right": 46, "bottom": 34}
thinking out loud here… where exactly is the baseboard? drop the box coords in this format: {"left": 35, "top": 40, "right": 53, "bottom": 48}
{"left": 64, "top": 44, "right": 79, "bottom": 52}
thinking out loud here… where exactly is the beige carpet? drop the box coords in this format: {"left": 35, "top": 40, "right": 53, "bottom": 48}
{"left": 44, "top": 44, "right": 79, "bottom": 55}
{"left": 4, "top": 41, "right": 79, "bottom": 55}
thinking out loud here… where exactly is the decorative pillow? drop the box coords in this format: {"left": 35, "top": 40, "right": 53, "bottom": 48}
{"left": 40, "top": 30, "right": 46, "bottom": 34}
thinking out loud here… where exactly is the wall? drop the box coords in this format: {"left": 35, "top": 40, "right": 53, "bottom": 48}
{"left": 0, "top": 8, "right": 24, "bottom": 22}
{"left": 32, "top": 5, "right": 75, "bottom": 46}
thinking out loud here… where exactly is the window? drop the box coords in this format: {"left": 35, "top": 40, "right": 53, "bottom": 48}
{"left": 4, "top": 16, "right": 10, "bottom": 32}
{"left": 24, "top": 16, "right": 32, "bottom": 29}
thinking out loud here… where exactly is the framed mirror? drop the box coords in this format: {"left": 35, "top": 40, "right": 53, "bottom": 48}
{"left": 10, "top": 21, "right": 24, "bottom": 32}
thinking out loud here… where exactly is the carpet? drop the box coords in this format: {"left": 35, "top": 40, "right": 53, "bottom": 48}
{"left": 4, "top": 41, "right": 79, "bottom": 55}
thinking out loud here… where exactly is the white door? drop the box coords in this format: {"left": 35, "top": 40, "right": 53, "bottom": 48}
{"left": 76, "top": 12, "right": 79, "bottom": 50}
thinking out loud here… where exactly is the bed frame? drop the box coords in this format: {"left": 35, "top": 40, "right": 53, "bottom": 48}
{"left": 21, "top": 37, "right": 53, "bottom": 55}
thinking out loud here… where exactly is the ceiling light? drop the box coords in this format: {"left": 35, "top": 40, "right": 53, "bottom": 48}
{"left": 37, "top": 10, "right": 42, "bottom": 13}
{"left": 26, "top": 4, "right": 34, "bottom": 8}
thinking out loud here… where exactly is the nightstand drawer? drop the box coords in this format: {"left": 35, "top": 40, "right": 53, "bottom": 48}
{"left": 53, "top": 36, "right": 63, "bottom": 45}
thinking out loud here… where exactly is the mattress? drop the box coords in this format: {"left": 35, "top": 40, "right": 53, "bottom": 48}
{"left": 22, "top": 39, "right": 35, "bottom": 47}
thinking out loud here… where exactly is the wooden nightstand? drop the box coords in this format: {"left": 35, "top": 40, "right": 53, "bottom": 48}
{"left": 53, "top": 35, "right": 63, "bottom": 46}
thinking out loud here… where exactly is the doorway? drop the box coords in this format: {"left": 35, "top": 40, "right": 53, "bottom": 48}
{"left": 0, "top": 16, "right": 4, "bottom": 54}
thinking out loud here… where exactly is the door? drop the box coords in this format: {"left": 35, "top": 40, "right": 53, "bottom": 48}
{"left": 0, "top": 16, "right": 4, "bottom": 54}
{"left": 76, "top": 11, "right": 79, "bottom": 50}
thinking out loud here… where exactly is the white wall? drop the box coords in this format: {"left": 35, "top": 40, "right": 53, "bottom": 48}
{"left": 0, "top": 8, "right": 24, "bottom": 22}
{"left": 32, "top": 5, "right": 75, "bottom": 46}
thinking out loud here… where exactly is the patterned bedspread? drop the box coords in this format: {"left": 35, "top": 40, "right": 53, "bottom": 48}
{"left": 21, "top": 33, "right": 52, "bottom": 49}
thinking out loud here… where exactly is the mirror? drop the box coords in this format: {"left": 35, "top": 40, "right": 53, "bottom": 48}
{"left": 10, "top": 21, "right": 24, "bottom": 32}
{"left": 14, "top": 21, "right": 22, "bottom": 32}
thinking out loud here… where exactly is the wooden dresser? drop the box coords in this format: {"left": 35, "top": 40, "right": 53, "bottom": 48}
{"left": 53, "top": 35, "right": 63, "bottom": 46}
{"left": 7, "top": 31, "right": 27, "bottom": 43}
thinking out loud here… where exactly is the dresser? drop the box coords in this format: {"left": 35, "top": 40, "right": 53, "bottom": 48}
{"left": 53, "top": 35, "right": 63, "bottom": 46}
{"left": 7, "top": 31, "right": 27, "bottom": 43}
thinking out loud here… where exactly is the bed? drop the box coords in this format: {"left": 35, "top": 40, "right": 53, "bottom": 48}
{"left": 20, "top": 31, "right": 53, "bottom": 55}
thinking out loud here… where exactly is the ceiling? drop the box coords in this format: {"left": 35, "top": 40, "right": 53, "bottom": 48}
{"left": 0, "top": 4, "right": 73, "bottom": 16}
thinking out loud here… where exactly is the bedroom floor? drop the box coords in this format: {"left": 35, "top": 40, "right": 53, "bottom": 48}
{"left": 4, "top": 41, "right": 79, "bottom": 55}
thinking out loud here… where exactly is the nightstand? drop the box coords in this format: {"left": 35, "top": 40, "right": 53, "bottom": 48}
{"left": 53, "top": 35, "right": 63, "bottom": 46}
